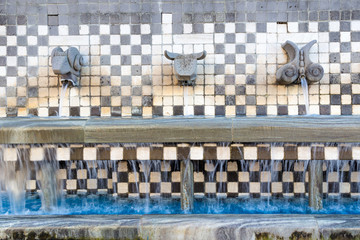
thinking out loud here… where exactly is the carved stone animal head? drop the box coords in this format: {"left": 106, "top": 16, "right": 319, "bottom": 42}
{"left": 164, "top": 50, "right": 206, "bottom": 85}
{"left": 51, "top": 47, "right": 84, "bottom": 87}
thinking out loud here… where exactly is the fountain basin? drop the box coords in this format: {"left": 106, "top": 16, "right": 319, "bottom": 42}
{"left": 0, "top": 214, "right": 360, "bottom": 240}
{"left": 1, "top": 116, "right": 360, "bottom": 144}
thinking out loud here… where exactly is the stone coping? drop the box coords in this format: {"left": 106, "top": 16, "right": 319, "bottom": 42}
{"left": 0, "top": 116, "right": 359, "bottom": 144}
{"left": 0, "top": 214, "right": 359, "bottom": 239}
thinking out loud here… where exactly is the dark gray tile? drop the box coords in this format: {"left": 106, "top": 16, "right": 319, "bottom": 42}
{"left": 47, "top": 15, "right": 59, "bottom": 26}
{"left": 110, "top": 66, "right": 121, "bottom": 76}
{"left": 319, "top": 11, "right": 329, "bottom": 20}
{"left": 341, "top": 63, "right": 351, "bottom": 73}
{"left": 215, "top": 85, "right": 225, "bottom": 95}
{"left": 256, "top": 106, "right": 267, "bottom": 116}
{"left": 132, "top": 86, "right": 142, "bottom": 96}
{"left": 330, "top": 95, "right": 341, "bottom": 105}
{"left": 6, "top": 26, "right": 16, "bottom": 35}
{"left": 329, "top": 53, "right": 340, "bottom": 63}
{"left": 246, "top": 33, "right": 255, "bottom": 43}
{"left": 110, "top": 46, "right": 121, "bottom": 55}
{"left": 28, "top": 87, "right": 38, "bottom": 97}
{"left": 246, "top": 75, "right": 256, "bottom": 84}
{"left": 341, "top": 105, "right": 352, "bottom": 115}
{"left": 17, "top": 15, "right": 27, "bottom": 25}
{"left": 330, "top": 11, "right": 340, "bottom": 20}
{"left": 246, "top": 96, "right": 256, "bottom": 105}
{"left": 340, "top": 21, "right": 350, "bottom": 31}
{"left": 27, "top": 46, "right": 38, "bottom": 56}
{"left": 121, "top": 56, "right": 131, "bottom": 65}
{"left": 193, "top": 24, "right": 204, "bottom": 33}
{"left": 142, "top": 96, "right": 152, "bottom": 107}
{"left": 100, "top": 56, "right": 110, "bottom": 65}
{"left": 299, "top": 23, "right": 308, "bottom": 32}
{"left": 141, "top": 55, "right": 151, "bottom": 65}
{"left": 341, "top": 11, "right": 351, "bottom": 20}
{"left": 236, "top": 105, "right": 245, "bottom": 116}
{"left": 120, "top": 35, "right": 130, "bottom": 45}
{"left": 121, "top": 76, "right": 131, "bottom": 86}
{"left": 256, "top": 23, "right": 266, "bottom": 32}
{"left": 341, "top": 84, "right": 352, "bottom": 94}
{"left": 318, "top": 22, "right": 329, "bottom": 32}
{"left": 309, "top": 11, "right": 318, "bottom": 21}
{"left": 225, "top": 96, "right": 235, "bottom": 105}
{"left": 351, "top": 32, "right": 360, "bottom": 42}
{"left": 235, "top": 65, "right": 245, "bottom": 74}
{"left": 320, "top": 105, "right": 330, "bottom": 115}
{"left": 353, "top": 10, "right": 360, "bottom": 20}
{"left": 225, "top": 55, "right": 235, "bottom": 64}
{"left": 215, "top": 23, "right": 225, "bottom": 33}
{"left": 110, "top": 25, "right": 120, "bottom": 34}
{"left": 7, "top": 46, "right": 17, "bottom": 56}
{"left": 100, "top": 35, "right": 110, "bottom": 45}
{"left": 341, "top": 42, "right": 351, "bottom": 52}
{"left": 352, "top": 52, "right": 360, "bottom": 62}
{"left": 121, "top": 96, "right": 131, "bottom": 106}
{"left": 6, "top": 67, "right": 16, "bottom": 76}
{"left": 111, "top": 86, "right": 121, "bottom": 96}
{"left": 131, "top": 65, "right": 141, "bottom": 76}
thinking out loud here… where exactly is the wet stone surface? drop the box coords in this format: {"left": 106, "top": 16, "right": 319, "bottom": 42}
{"left": 0, "top": 215, "right": 360, "bottom": 239}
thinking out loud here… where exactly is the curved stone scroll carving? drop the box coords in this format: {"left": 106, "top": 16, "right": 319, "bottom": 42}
{"left": 51, "top": 47, "right": 84, "bottom": 87}
{"left": 164, "top": 50, "right": 207, "bottom": 86}
{"left": 276, "top": 40, "right": 323, "bottom": 85}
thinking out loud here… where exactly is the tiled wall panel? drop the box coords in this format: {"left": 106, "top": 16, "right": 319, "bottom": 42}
{"left": 0, "top": 1, "right": 359, "bottom": 117}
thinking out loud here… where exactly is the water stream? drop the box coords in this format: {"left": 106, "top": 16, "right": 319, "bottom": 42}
{"left": 58, "top": 82, "right": 69, "bottom": 117}
{"left": 301, "top": 77, "right": 309, "bottom": 115}
{"left": 184, "top": 86, "right": 189, "bottom": 116}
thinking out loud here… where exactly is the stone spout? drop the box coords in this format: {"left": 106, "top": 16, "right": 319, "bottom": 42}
{"left": 51, "top": 47, "right": 84, "bottom": 87}
{"left": 164, "top": 50, "right": 206, "bottom": 86}
{"left": 276, "top": 40, "right": 324, "bottom": 85}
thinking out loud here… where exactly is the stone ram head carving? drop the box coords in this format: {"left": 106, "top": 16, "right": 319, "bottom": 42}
{"left": 51, "top": 47, "right": 84, "bottom": 87}
{"left": 276, "top": 40, "right": 324, "bottom": 85}
{"left": 164, "top": 50, "right": 207, "bottom": 86}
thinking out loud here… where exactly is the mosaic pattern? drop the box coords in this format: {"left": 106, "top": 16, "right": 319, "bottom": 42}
{"left": 1, "top": 143, "right": 360, "bottom": 198}
{"left": 0, "top": 1, "right": 360, "bottom": 117}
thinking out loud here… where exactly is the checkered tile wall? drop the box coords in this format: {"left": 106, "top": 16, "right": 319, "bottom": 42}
{"left": 0, "top": 1, "right": 360, "bottom": 117}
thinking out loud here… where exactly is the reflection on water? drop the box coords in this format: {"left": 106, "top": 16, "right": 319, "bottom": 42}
{"left": 1, "top": 194, "right": 360, "bottom": 215}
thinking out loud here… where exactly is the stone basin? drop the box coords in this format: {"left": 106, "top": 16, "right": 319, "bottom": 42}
{"left": 0, "top": 214, "right": 360, "bottom": 240}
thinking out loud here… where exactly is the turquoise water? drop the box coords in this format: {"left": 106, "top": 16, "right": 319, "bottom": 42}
{"left": 1, "top": 194, "right": 360, "bottom": 215}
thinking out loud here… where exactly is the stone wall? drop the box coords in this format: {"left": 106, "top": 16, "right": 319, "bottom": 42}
{"left": 0, "top": 0, "right": 359, "bottom": 117}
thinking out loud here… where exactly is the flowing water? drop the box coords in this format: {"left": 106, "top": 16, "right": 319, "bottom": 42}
{"left": 58, "top": 82, "right": 69, "bottom": 117}
{"left": 184, "top": 86, "right": 189, "bottom": 116}
{"left": 301, "top": 77, "right": 309, "bottom": 115}
{"left": 0, "top": 143, "right": 358, "bottom": 215}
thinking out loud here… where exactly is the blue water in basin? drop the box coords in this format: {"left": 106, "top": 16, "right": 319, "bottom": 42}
{"left": 2, "top": 194, "right": 360, "bottom": 215}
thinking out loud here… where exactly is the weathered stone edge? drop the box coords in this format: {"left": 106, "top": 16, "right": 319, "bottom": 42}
{"left": 0, "top": 116, "right": 359, "bottom": 144}
{"left": 0, "top": 215, "right": 359, "bottom": 240}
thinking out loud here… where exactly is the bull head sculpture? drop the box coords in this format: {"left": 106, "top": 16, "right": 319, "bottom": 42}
{"left": 164, "top": 50, "right": 207, "bottom": 86}
{"left": 276, "top": 40, "right": 324, "bottom": 85}
{"left": 51, "top": 47, "right": 84, "bottom": 87}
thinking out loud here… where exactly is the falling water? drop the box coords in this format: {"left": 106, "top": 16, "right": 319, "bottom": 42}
{"left": 184, "top": 86, "right": 189, "bottom": 116}
{"left": 58, "top": 82, "right": 69, "bottom": 117}
{"left": 301, "top": 77, "right": 309, "bottom": 115}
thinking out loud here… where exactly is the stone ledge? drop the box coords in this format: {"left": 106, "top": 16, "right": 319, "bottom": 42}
{"left": 0, "top": 116, "right": 359, "bottom": 144}
{"left": 0, "top": 215, "right": 359, "bottom": 239}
